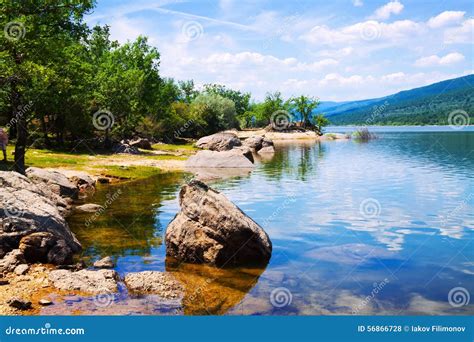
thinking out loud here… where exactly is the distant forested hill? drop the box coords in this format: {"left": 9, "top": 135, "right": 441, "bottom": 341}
{"left": 319, "top": 74, "right": 474, "bottom": 125}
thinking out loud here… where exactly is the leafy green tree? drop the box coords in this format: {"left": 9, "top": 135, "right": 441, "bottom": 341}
{"left": 1, "top": 0, "right": 95, "bottom": 173}
{"left": 203, "top": 84, "right": 250, "bottom": 118}
{"left": 192, "top": 93, "right": 237, "bottom": 133}
{"left": 313, "top": 114, "right": 330, "bottom": 135}
{"left": 289, "top": 95, "right": 320, "bottom": 128}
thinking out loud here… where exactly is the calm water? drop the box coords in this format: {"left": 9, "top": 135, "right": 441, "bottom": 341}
{"left": 57, "top": 126, "right": 474, "bottom": 315}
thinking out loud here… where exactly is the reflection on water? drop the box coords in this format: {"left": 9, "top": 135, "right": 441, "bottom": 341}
{"left": 60, "top": 127, "right": 473, "bottom": 315}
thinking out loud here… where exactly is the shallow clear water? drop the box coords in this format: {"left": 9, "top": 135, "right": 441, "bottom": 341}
{"left": 61, "top": 127, "right": 474, "bottom": 315}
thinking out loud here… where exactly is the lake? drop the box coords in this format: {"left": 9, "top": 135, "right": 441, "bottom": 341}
{"left": 56, "top": 126, "right": 474, "bottom": 315}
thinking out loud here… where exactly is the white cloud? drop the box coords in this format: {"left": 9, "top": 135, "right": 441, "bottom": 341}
{"left": 300, "top": 19, "right": 422, "bottom": 46}
{"left": 427, "top": 11, "right": 466, "bottom": 28}
{"left": 444, "top": 18, "right": 474, "bottom": 44}
{"left": 370, "top": 1, "right": 404, "bottom": 20}
{"left": 352, "top": 0, "right": 363, "bottom": 7}
{"left": 414, "top": 52, "right": 465, "bottom": 67}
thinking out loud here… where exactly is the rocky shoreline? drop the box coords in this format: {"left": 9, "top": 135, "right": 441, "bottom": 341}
{"left": 0, "top": 130, "right": 344, "bottom": 315}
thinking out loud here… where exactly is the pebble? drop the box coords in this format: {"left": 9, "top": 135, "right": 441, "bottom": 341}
{"left": 39, "top": 299, "right": 53, "bottom": 306}
{"left": 14, "top": 264, "right": 30, "bottom": 276}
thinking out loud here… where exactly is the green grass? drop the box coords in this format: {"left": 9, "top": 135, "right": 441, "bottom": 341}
{"left": 151, "top": 143, "right": 197, "bottom": 152}
{"left": 1, "top": 143, "right": 191, "bottom": 180}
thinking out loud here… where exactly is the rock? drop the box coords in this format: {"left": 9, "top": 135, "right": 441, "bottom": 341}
{"left": 129, "top": 138, "right": 152, "bottom": 150}
{"left": 165, "top": 180, "right": 272, "bottom": 266}
{"left": 57, "top": 170, "right": 95, "bottom": 188}
{"left": 8, "top": 298, "right": 32, "bottom": 310}
{"left": 196, "top": 133, "right": 242, "bottom": 151}
{"left": 0, "top": 279, "right": 9, "bottom": 285}
{"left": 113, "top": 141, "right": 140, "bottom": 154}
{"left": 258, "top": 145, "right": 275, "bottom": 154}
{"left": 262, "top": 137, "right": 274, "bottom": 147}
{"left": 19, "top": 232, "right": 74, "bottom": 265}
{"left": 75, "top": 203, "right": 104, "bottom": 213}
{"left": 243, "top": 135, "right": 264, "bottom": 151}
{"left": 93, "top": 256, "right": 114, "bottom": 269}
{"left": 97, "top": 177, "right": 110, "bottom": 184}
{"left": 0, "top": 249, "right": 25, "bottom": 274}
{"left": 124, "top": 271, "right": 184, "bottom": 299}
{"left": 26, "top": 167, "right": 78, "bottom": 199}
{"left": 186, "top": 149, "right": 254, "bottom": 168}
{"left": 39, "top": 299, "right": 53, "bottom": 306}
{"left": 14, "top": 264, "right": 29, "bottom": 275}
{"left": 0, "top": 171, "right": 81, "bottom": 262}
{"left": 49, "top": 269, "right": 119, "bottom": 294}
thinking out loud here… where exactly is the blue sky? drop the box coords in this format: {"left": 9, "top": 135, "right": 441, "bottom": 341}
{"left": 86, "top": 0, "right": 473, "bottom": 101}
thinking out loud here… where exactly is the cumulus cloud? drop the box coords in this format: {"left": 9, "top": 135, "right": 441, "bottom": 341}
{"left": 427, "top": 11, "right": 465, "bottom": 29}
{"left": 299, "top": 19, "right": 422, "bottom": 45}
{"left": 370, "top": 1, "right": 404, "bottom": 20}
{"left": 414, "top": 52, "right": 465, "bottom": 67}
{"left": 443, "top": 18, "right": 474, "bottom": 44}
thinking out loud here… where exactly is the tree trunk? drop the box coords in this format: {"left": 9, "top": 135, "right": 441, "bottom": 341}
{"left": 11, "top": 82, "right": 27, "bottom": 174}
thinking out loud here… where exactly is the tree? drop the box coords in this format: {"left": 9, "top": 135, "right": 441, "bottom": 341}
{"left": 203, "top": 84, "right": 250, "bottom": 117}
{"left": 192, "top": 93, "right": 237, "bottom": 133}
{"left": 313, "top": 114, "right": 330, "bottom": 135}
{"left": 1, "top": 0, "right": 95, "bottom": 173}
{"left": 289, "top": 95, "right": 319, "bottom": 128}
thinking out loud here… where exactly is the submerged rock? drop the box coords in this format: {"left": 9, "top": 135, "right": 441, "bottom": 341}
{"left": 196, "top": 132, "right": 242, "bottom": 151}
{"left": 165, "top": 180, "right": 272, "bottom": 266}
{"left": 0, "top": 171, "right": 81, "bottom": 264}
{"left": 124, "top": 271, "right": 184, "bottom": 299}
{"left": 26, "top": 167, "right": 79, "bottom": 199}
{"left": 49, "top": 269, "right": 119, "bottom": 294}
{"left": 75, "top": 203, "right": 104, "bottom": 213}
{"left": 13, "top": 264, "right": 29, "bottom": 275}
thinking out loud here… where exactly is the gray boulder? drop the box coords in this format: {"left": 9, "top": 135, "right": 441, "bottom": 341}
{"left": 186, "top": 148, "right": 254, "bottom": 168}
{"left": 26, "top": 167, "right": 78, "bottom": 199}
{"left": 124, "top": 271, "right": 184, "bottom": 299}
{"left": 243, "top": 135, "right": 264, "bottom": 151}
{"left": 0, "top": 249, "right": 25, "bottom": 274}
{"left": 49, "top": 269, "right": 119, "bottom": 293}
{"left": 165, "top": 180, "right": 272, "bottom": 266}
{"left": 258, "top": 145, "right": 275, "bottom": 154}
{"left": 195, "top": 132, "right": 242, "bottom": 151}
{"left": 0, "top": 171, "right": 81, "bottom": 263}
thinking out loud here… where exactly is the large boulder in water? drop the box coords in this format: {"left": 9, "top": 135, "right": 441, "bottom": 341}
{"left": 165, "top": 180, "right": 272, "bottom": 266}
{"left": 0, "top": 171, "right": 81, "bottom": 264}
{"left": 195, "top": 132, "right": 242, "bottom": 151}
{"left": 186, "top": 148, "right": 254, "bottom": 168}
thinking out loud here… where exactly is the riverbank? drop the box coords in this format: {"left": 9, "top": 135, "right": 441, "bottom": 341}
{"left": 1, "top": 143, "right": 197, "bottom": 181}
